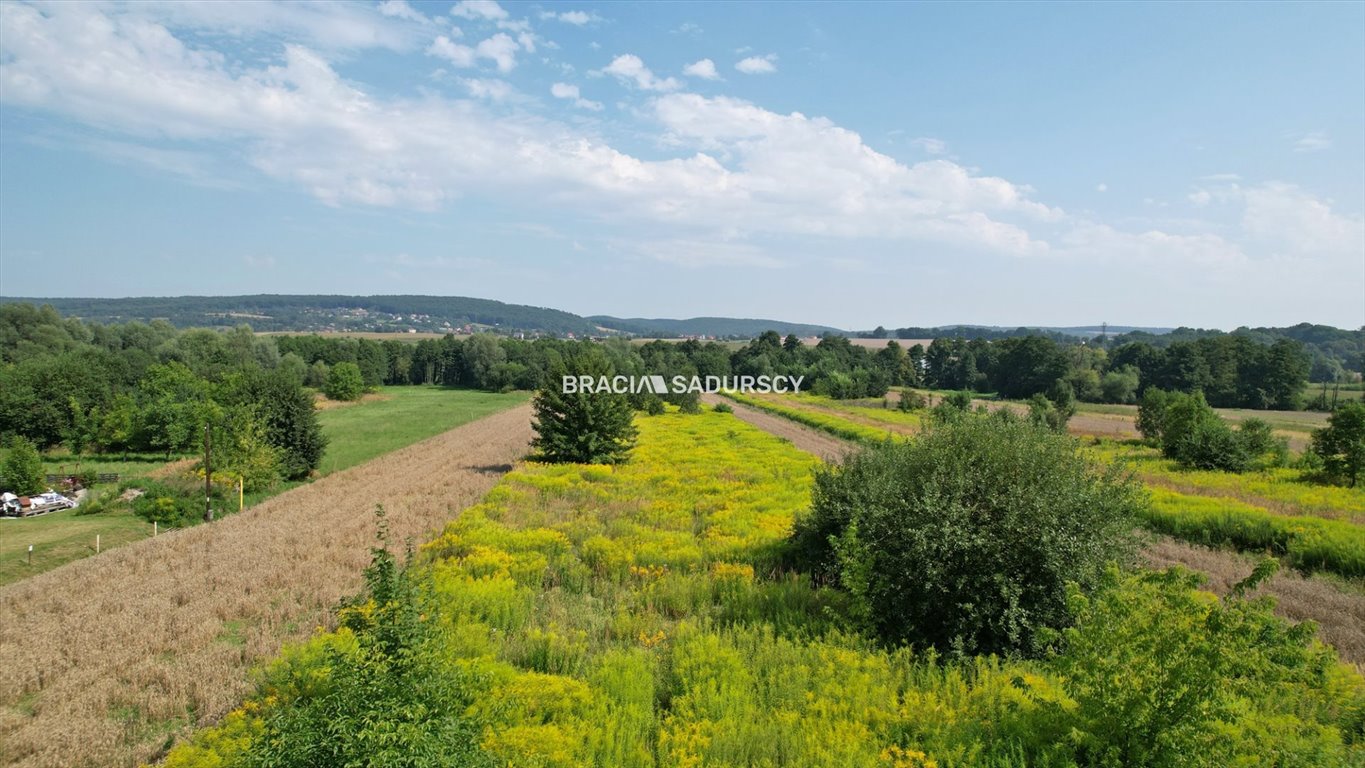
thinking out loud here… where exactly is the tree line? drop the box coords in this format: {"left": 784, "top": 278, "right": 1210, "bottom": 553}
{"left": 0, "top": 303, "right": 1343, "bottom": 471}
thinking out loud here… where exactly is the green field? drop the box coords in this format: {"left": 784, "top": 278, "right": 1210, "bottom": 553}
{"left": 312, "top": 386, "right": 529, "bottom": 476}
{"left": 0, "top": 387, "right": 528, "bottom": 587}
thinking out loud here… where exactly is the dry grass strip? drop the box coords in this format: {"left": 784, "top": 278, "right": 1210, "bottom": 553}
{"left": 0, "top": 404, "right": 533, "bottom": 768}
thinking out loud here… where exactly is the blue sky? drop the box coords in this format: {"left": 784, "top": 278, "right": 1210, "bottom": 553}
{"left": 1, "top": 0, "right": 1362, "bottom": 330}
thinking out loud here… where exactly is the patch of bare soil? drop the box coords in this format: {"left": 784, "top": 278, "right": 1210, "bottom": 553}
{"left": 0, "top": 405, "right": 534, "bottom": 768}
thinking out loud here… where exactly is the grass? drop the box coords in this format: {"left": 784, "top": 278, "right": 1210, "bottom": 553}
{"left": 0, "top": 505, "right": 150, "bottom": 586}
{"left": 721, "top": 391, "right": 903, "bottom": 444}
{"left": 161, "top": 408, "right": 1365, "bottom": 767}
{"left": 312, "top": 386, "right": 529, "bottom": 476}
{"left": 1089, "top": 439, "right": 1365, "bottom": 523}
{"left": 1, "top": 387, "right": 528, "bottom": 588}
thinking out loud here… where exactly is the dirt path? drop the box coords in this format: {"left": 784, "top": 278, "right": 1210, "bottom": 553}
{"left": 0, "top": 404, "right": 534, "bottom": 768}
{"left": 720, "top": 400, "right": 1365, "bottom": 666}
{"left": 703, "top": 395, "right": 853, "bottom": 461}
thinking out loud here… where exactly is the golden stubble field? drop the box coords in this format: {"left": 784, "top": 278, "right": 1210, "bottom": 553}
{"left": 0, "top": 405, "right": 534, "bottom": 768}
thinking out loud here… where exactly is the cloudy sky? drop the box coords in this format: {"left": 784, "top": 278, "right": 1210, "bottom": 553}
{"left": 0, "top": 0, "right": 1362, "bottom": 329}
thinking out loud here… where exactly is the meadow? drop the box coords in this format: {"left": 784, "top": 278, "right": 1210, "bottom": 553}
{"left": 0, "top": 387, "right": 527, "bottom": 587}
{"left": 160, "top": 409, "right": 1364, "bottom": 767}
{"left": 724, "top": 392, "right": 1365, "bottom": 583}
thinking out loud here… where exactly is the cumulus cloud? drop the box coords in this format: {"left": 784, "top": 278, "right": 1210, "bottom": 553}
{"left": 540, "top": 10, "right": 592, "bottom": 25}
{"left": 601, "top": 54, "right": 681, "bottom": 91}
{"left": 463, "top": 77, "right": 514, "bottom": 101}
{"left": 377, "top": 0, "right": 430, "bottom": 24}
{"left": 683, "top": 58, "right": 720, "bottom": 80}
{"left": 427, "top": 31, "right": 521, "bottom": 71}
{"left": 450, "top": 0, "right": 507, "bottom": 21}
{"left": 5, "top": 0, "right": 1359, "bottom": 316}
{"left": 735, "top": 54, "right": 777, "bottom": 74}
{"left": 550, "top": 82, "right": 603, "bottom": 111}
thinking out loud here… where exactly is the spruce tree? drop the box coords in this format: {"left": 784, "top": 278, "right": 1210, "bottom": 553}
{"left": 531, "top": 355, "right": 637, "bottom": 464}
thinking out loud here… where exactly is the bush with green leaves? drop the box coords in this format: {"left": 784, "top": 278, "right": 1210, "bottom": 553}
{"left": 129, "top": 478, "right": 207, "bottom": 527}
{"left": 2, "top": 436, "right": 44, "bottom": 495}
{"left": 1142, "top": 390, "right": 1282, "bottom": 472}
{"left": 712, "top": 401, "right": 733, "bottom": 414}
{"left": 791, "top": 414, "right": 1142, "bottom": 656}
{"left": 898, "top": 389, "right": 927, "bottom": 412}
{"left": 243, "top": 509, "right": 493, "bottom": 768}
{"left": 1055, "top": 564, "right": 1359, "bottom": 767}
{"left": 323, "top": 360, "right": 365, "bottom": 401}
{"left": 1311, "top": 401, "right": 1365, "bottom": 487}
{"left": 531, "top": 354, "right": 637, "bottom": 464}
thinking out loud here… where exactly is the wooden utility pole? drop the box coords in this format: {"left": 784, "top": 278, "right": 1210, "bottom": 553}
{"left": 203, "top": 424, "right": 213, "bottom": 523}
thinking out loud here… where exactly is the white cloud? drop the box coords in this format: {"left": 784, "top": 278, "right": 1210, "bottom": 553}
{"left": 1096, "top": 183, "right": 1107, "bottom": 193}
{"left": 450, "top": 0, "right": 507, "bottom": 21}
{"left": 550, "top": 82, "right": 603, "bottom": 110}
{"left": 735, "top": 54, "right": 777, "bottom": 74}
{"left": 1188, "top": 188, "right": 1211, "bottom": 206}
{"left": 683, "top": 58, "right": 720, "bottom": 80}
{"left": 540, "top": 10, "right": 592, "bottom": 25}
{"left": 601, "top": 54, "right": 681, "bottom": 91}
{"left": 427, "top": 31, "right": 520, "bottom": 71}
{"left": 1291, "top": 131, "right": 1331, "bottom": 153}
{"left": 5, "top": 0, "right": 1359, "bottom": 320}
{"left": 377, "top": 0, "right": 430, "bottom": 24}
{"left": 910, "top": 137, "right": 946, "bottom": 155}
{"left": 475, "top": 32, "right": 519, "bottom": 71}
{"left": 428, "top": 35, "right": 476, "bottom": 66}
{"left": 463, "top": 77, "right": 514, "bottom": 101}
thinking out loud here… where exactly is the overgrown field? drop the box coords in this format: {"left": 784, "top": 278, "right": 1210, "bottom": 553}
{"left": 722, "top": 391, "right": 908, "bottom": 443}
{"left": 162, "top": 410, "right": 1365, "bottom": 767}
{"left": 724, "top": 393, "right": 1365, "bottom": 583}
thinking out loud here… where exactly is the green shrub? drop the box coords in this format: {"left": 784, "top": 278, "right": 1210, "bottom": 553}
{"left": 323, "top": 361, "right": 365, "bottom": 401}
{"left": 2, "top": 437, "right": 45, "bottom": 496}
{"left": 128, "top": 479, "right": 205, "bottom": 527}
{"left": 245, "top": 512, "right": 494, "bottom": 768}
{"left": 712, "top": 402, "right": 733, "bottom": 414}
{"left": 1056, "top": 566, "right": 1356, "bottom": 767}
{"left": 901, "top": 390, "right": 927, "bottom": 411}
{"left": 1311, "top": 402, "right": 1365, "bottom": 487}
{"left": 793, "top": 415, "right": 1142, "bottom": 656}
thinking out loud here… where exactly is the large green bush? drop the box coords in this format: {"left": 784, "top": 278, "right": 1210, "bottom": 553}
{"left": 1056, "top": 566, "right": 1358, "bottom": 767}
{"left": 1, "top": 436, "right": 45, "bottom": 495}
{"left": 1311, "top": 401, "right": 1365, "bottom": 487}
{"left": 792, "top": 414, "right": 1142, "bottom": 656}
{"left": 323, "top": 361, "right": 365, "bottom": 401}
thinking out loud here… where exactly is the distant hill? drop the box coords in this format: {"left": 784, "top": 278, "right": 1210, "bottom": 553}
{"left": 0, "top": 295, "right": 601, "bottom": 336}
{"left": 590, "top": 316, "right": 846, "bottom": 339}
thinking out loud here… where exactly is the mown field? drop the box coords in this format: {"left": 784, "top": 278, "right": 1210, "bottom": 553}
{"left": 0, "top": 387, "right": 527, "bottom": 587}
{"left": 161, "top": 408, "right": 1365, "bottom": 767}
